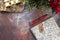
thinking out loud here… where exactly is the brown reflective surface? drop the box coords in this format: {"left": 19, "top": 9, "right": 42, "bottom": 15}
{"left": 0, "top": 13, "right": 35, "bottom": 40}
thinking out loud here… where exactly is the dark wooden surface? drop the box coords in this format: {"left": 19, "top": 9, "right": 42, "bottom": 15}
{"left": 0, "top": 14, "right": 35, "bottom": 40}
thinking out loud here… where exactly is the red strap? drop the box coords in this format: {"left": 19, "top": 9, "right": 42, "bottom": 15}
{"left": 29, "top": 14, "right": 47, "bottom": 27}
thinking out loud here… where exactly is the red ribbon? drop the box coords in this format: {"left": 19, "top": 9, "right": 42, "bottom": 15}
{"left": 29, "top": 14, "right": 47, "bottom": 27}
